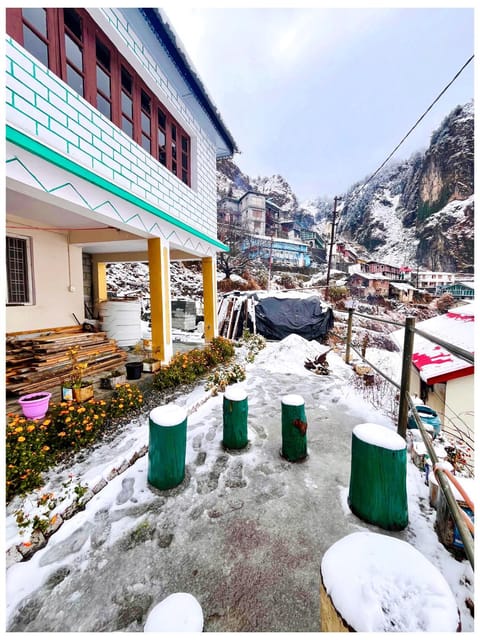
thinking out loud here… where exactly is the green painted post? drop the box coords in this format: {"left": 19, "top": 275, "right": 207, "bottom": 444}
{"left": 223, "top": 385, "right": 248, "bottom": 449}
{"left": 281, "top": 394, "right": 308, "bottom": 462}
{"left": 148, "top": 404, "right": 187, "bottom": 490}
{"left": 348, "top": 423, "right": 408, "bottom": 530}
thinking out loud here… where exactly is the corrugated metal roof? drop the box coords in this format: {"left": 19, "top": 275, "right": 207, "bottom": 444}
{"left": 409, "top": 304, "right": 474, "bottom": 383}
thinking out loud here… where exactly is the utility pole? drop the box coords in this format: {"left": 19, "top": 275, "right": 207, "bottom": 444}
{"left": 325, "top": 196, "right": 339, "bottom": 301}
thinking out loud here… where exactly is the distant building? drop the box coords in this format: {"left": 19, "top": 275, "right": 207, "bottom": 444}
{"left": 389, "top": 282, "right": 415, "bottom": 303}
{"left": 439, "top": 281, "right": 474, "bottom": 300}
{"left": 360, "top": 261, "right": 403, "bottom": 279}
{"left": 415, "top": 271, "right": 455, "bottom": 294}
{"left": 347, "top": 272, "right": 390, "bottom": 298}
{"left": 239, "top": 192, "right": 266, "bottom": 236}
{"left": 242, "top": 235, "right": 311, "bottom": 268}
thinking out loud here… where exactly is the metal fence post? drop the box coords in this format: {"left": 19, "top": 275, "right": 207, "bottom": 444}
{"left": 398, "top": 316, "right": 415, "bottom": 438}
{"left": 345, "top": 308, "right": 353, "bottom": 364}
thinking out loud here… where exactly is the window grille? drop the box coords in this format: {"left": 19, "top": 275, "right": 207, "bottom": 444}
{"left": 6, "top": 236, "right": 32, "bottom": 304}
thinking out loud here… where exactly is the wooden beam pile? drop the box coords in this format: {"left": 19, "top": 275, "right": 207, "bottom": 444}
{"left": 6, "top": 325, "right": 128, "bottom": 396}
{"left": 218, "top": 294, "right": 251, "bottom": 340}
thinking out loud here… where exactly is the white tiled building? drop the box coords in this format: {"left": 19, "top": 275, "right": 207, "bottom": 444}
{"left": 6, "top": 8, "right": 238, "bottom": 361}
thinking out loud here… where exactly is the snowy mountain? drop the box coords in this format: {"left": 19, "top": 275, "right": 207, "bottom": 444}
{"left": 217, "top": 102, "right": 474, "bottom": 272}
{"left": 338, "top": 102, "right": 474, "bottom": 271}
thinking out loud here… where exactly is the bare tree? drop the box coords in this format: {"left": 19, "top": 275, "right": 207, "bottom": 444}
{"left": 217, "top": 219, "right": 259, "bottom": 280}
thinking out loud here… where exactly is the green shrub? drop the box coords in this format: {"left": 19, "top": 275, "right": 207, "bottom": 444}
{"left": 108, "top": 383, "right": 143, "bottom": 418}
{"left": 153, "top": 337, "right": 235, "bottom": 391}
{"left": 205, "top": 362, "right": 246, "bottom": 395}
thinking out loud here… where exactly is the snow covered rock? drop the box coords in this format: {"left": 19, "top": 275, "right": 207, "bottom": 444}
{"left": 321, "top": 531, "right": 460, "bottom": 632}
{"left": 144, "top": 593, "right": 203, "bottom": 632}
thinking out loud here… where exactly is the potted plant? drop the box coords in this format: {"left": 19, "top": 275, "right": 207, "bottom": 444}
{"left": 18, "top": 391, "right": 52, "bottom": 420}
{"left": 141, "top": 344, "right": 162, "bottom": 373}
{"left": 100, "top": 369, "right": 126, "bottom": 389}
{"left": 61, "top": 348, "right": 94, "bottom": 402}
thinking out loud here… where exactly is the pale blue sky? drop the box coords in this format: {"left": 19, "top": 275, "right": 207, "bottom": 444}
{"left": 163, "top": 4, "right": 475, "bottom": 202}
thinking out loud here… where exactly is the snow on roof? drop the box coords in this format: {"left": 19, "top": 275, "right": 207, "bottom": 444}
{"left": 321, "top": 531, "right": 459, "bottom": 632}
{"left": 390, "top": 282, "right": 415, "bottom": 292}
{"left": 349, "top": 271, "right": 390, "bottom": 281}
{"left": 392, "top": 304, "right": 474, "bottom": 384}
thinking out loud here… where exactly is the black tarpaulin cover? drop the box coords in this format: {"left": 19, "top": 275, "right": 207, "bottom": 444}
{"left": 253, "top": 295, "right": 334, "bottom": 340}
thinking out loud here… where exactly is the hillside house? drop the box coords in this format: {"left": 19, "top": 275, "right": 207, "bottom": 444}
{"left": 242, "top": 235, "right": 311, "bottom": 268}
{"left": 360, "top": 260, "right": 403, "bottom": 279}
{"left": 389, "top": 282, "right": 415, "bottom": 303}
{"left": 265, "top": 199, "right": 281, "bottom": 236}
{"left": 415, "top": 271, "right": 455, "bottom": 294}
{"left": 347, "top": 272, "right": 390, "bottom": 298}
{"left": 439, "top": 281, "right": 475, "bottom": 300}
{"left": 6, "top": 8, "right": 237, "bottom": 363}
{"left": 393, "top": 304, "right": 474, "bottom": 446}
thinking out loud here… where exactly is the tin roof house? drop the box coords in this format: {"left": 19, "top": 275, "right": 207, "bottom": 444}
{"left": 393, "top": 304, "right": 474, "bottom": 447}
{"left": 6, "top": 8, "right": 237, "bottom": 363}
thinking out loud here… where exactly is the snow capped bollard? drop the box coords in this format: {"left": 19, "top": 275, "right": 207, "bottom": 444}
{"left": 320, "top": 531, "right": 461, "bottom": 632}
{"left": 144, "top": 593, "right": 203, "bottom": 632}
{"left": 281, "top": 394, "right": 307, "bottom": 462}
{"left": 348, "top": 423, "right": 408, "bottom": 530}
{"left": 148, "top": 404, "right": 187, "bottom": 490}
{"left": 223, "top": 384, "right": 248, "bottom": 450}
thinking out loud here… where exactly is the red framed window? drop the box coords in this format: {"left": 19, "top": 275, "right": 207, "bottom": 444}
{"left": 62, "top": 8, "right": 85, "bottom": 97}
{"left": 6, "top": 8, "right": 191, "bottom": 187}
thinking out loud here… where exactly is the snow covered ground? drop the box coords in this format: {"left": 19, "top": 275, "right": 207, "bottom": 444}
{"left": 5, "top": 336, "right": 474, "bottom": 632}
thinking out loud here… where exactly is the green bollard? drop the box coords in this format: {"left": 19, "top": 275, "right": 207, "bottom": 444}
{"left": 223, "top": 385, "right": 248, "bottom": 449}
{"left": 281, "top": 394, "right": 308, "bottom": 462}
{"left": 148, "top": 404, "right": 187, "bottom": 490}
{"left": 348, "top": 423, "right": 408, "bottom": 530}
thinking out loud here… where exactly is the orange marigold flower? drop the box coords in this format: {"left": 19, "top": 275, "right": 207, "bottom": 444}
{"left": 69, "top": 406, "right": 75, "bottom": 411}
{"left": 65, "top": 417, "right": 71, "bottom": 423}
{"left": 15, "top": 426, "right": 23, "bottom": 433}
{"left": 42, "top": 419, "right": 51, "bottom": 426}
{"left": 42, "top": 445, "right": 50, "bottom": 451}
{"left": 27, "top": 425, "right": 35, "bottom": 432}
{"left": 59, "top": 431, "right": 66, "bottom": 437}
{"left": 17, "top": 436, "right": 26, "bottom": 442}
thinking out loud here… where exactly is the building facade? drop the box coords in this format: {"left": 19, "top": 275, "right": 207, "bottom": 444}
{"left": 415, "top": 271, "right": 455, "bottom": 294}
{"left": 6, "top": 8, "right": 237, "bottom": 362}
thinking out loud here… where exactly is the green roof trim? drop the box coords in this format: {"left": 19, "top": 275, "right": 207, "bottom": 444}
{"left": 6, "top": 125, "right": 229, "bottom": 253}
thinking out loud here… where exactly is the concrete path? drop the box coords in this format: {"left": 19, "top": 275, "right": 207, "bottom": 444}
{"left": 6, "top": 338, "right": 474, "bottom": 632}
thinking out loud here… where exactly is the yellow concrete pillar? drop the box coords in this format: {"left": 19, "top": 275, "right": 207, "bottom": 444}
{"left": 92, "top": 258, "right": 108, "bottom": 315}
{"left": 202, "top": 256, "right": 218, "bottom": 342}
{"left": 148, "top": 238, "right": 172, "bottom": 364}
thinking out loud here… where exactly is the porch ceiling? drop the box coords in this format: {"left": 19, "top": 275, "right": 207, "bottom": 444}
{"left": 6, "top": 184, "right": 205, "bottom": 260}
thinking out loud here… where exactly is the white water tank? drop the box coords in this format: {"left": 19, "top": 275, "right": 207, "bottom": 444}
{"left": 99, "top": 299, "right": 142, "bottom": 347}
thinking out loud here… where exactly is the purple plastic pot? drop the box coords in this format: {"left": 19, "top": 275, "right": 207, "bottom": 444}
{"left": 18, "top": 391, "right": 52, "bottom": 420}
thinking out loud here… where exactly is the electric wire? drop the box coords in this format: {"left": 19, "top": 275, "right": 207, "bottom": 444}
{"left": 337, "top": 54, "right": 474, "bottom": 209}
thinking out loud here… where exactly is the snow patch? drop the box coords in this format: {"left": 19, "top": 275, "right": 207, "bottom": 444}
{"left": 321, "top": 531, "right": 460, "bottom": 632}
{"left": 144, "top": 593, "right": 203, "bottom": 632}
{"left": 353, "top": 423, "right": 406, "bottom": 451}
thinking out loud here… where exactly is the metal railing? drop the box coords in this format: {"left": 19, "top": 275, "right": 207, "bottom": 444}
{"left": 343, "top": 308, "right": 474, "bottom": 569}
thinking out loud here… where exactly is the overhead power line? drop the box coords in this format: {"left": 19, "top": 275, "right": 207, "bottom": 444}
{"left": 357, "top": 54, "right": 475, "bottom": 194}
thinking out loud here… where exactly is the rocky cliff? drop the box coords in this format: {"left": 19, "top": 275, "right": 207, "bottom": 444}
{"left": 338, "top": 101, "right": 474, "bottom": 271}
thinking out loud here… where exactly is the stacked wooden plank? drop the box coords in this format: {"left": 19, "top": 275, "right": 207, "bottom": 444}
{"left": 6, "top": 326, "right": 128, "bottom": 396}
{"left": 218, "top": 294, "right": 250, "bottom": 340}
